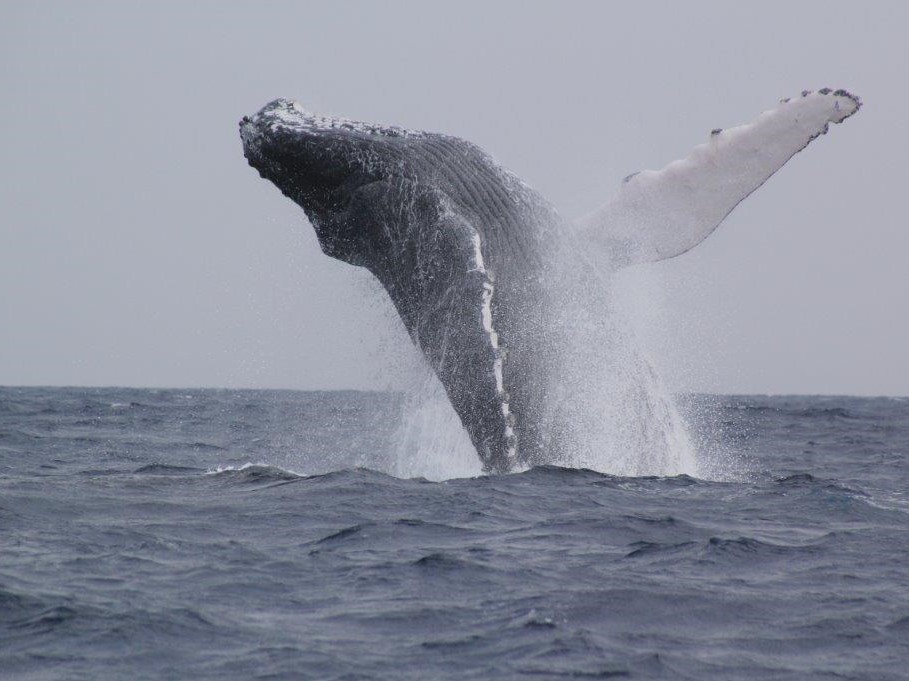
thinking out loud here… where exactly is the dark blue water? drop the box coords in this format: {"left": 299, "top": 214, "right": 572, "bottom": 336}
{"left": 2, "top": 387, "right": 907, "bottom": 680}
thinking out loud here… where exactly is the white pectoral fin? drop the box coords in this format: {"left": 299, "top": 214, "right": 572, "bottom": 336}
{"left": 577, "top": 89, "right": 861, "bottom": 267}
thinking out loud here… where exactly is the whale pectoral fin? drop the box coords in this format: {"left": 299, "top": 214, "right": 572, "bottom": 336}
{"left": 576, "top": 89, "right": 861, "bottom": 267}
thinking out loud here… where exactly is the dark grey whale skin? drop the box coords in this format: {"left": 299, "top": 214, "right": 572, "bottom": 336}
{"left": 240, "top": 100, "right": 563, "bottom": 473}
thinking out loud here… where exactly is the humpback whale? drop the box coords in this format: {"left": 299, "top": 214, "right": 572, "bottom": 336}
{"left": 240, "top": 89, "right": 860, "bottom": 474}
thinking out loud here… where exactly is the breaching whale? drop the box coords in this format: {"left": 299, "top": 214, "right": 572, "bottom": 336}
{"left": 240, "top": 89, "right": 860, "bottom": 474}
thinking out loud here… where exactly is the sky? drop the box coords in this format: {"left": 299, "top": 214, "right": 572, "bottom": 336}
{"left": 1, "top": 1, "right": 907, "bottom": 395}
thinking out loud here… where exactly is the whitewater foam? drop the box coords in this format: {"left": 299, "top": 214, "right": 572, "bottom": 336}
{"left": 390, "top": 367, "right": 484, "bottom": 480}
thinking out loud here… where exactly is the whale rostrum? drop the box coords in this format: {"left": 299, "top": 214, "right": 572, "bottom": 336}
{"left": 240, "top": 90, "right": 860, "bottom": 473}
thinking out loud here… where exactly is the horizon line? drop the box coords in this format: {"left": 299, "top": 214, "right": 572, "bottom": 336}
{"left": 1, "top": 384, "right": 906, "bottom": 400}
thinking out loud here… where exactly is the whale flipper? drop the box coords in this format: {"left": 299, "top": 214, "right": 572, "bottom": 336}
{"left": 576, "top": 89, "right": 861, "bottom": 267}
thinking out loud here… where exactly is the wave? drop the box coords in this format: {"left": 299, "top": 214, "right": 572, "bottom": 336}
{"left": 313, "top": 524, "right": 368, "bottom": 545}
{"left": 205, "top": 462, "right": 305, "bottom": 485}
{"left": 133, "top": 463, "right": 206, "bottom": 475}
{"left": 411, "top": 552, "right": 474, "bottom": 570}
{"left": 774, "top": 473, "right": 868, "bottom": 496}
{"left": 9, "top": 605, "right": 81, "bottom": 633}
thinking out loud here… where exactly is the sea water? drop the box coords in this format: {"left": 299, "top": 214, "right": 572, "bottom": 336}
{"left": 1, "top": 387, "right": 907, "bottom": 680}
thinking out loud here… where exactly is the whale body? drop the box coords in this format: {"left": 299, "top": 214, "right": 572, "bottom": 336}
{"left": 240, "top": 90, "right": 860, "bottom": 473}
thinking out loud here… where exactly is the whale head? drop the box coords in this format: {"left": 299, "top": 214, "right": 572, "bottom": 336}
{"left": 240, "top": 99, "right": 423, "bottom": 265}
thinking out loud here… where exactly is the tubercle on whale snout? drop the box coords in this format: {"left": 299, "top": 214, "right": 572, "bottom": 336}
{"left": 244, "top": 99, "right": 423, "bottom": 142}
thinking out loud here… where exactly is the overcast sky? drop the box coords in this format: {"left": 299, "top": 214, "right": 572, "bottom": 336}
{"left": 1, "top": 1, "right": 906, "bottom": 395}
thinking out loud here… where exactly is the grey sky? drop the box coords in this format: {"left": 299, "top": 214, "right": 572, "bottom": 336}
{"left": 1, "top": 1, "right": 906, "bottom": 395}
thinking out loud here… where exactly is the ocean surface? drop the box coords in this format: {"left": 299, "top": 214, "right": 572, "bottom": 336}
{"left": 1, "top": 386, "right": 907, "bottom": 680}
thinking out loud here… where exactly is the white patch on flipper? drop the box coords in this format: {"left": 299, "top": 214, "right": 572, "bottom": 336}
{"left": 577, "top": 89, "right": 861, "bottom": 267}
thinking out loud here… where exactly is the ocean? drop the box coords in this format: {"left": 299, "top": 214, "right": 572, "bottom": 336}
{"left": 1, "top": 386, "right": 907, "bottom": 680}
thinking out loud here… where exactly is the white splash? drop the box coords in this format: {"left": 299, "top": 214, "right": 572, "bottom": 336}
{"left": 390, "top": 367, "right": 483, "bottom": 480}
{"left": 537, "top": 239, "right": 700, "bottom": 478}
